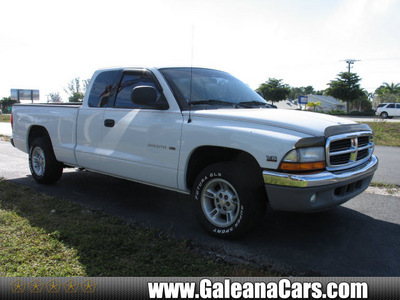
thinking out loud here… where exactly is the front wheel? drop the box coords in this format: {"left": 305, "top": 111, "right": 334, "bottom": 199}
{"left": 192, "top": 162, "right": 266, "bottom": 238}
{"left": 29, "top": 136, "right": 63, "bottom": 184}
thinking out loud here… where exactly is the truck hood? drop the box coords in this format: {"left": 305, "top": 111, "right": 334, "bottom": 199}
{"left": 192, "top": 108, "right": 355, "bottom": 137}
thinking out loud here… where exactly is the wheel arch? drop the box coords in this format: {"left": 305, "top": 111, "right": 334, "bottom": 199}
{"left": 27, "top": 126, "right": 52, "bottom": 151}
{"left": 185, "top": 146, "right": 263, "bottom": 190}
{"left": 380, "top": 111, "right": 389, "bottom": 118}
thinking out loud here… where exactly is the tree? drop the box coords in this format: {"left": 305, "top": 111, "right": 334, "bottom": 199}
{"left": 64, "top": 77, "right": 90, "bottom": 102}
{"left": 289, "top": 86, "right": 316, "bottom": 100}
{"left": 48, "top": 92, "right": 62, "bottom": 103}
{"left": 82, "top": 79, "right": 91, "bottom": 92}
{"left": 375, "top": 82, "right": 400, "bottom": 103}
{"left": 257, "top": 78, "right": 290, "bottom": 105}
{"left": 304, "top": 86, "right": 315, "bottom": 95}
{"left": 325, "top": 72, "right": 364, "bottom": 113}
{"left": 288, "top": 87, "right": 303, "bottom": 100}
{"left": 382, "top": 82, "right": 400, "bottom": 94}
{"left": 306, "top": 101, "right": 321, "bottom": 111}
{"left": 0, "top": 97, "right": 18, "bottom": 113}
{"left": 350, "top": 90, "right": 372, "bottom": 112}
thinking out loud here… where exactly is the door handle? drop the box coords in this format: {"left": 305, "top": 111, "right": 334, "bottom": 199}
{"left": 104, "top": 119, "right": 115, "bottom": 127}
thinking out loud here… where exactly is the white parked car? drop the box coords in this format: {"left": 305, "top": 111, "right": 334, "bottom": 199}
{"left": 376, "top": 103, "right": 400, "bottom": 119}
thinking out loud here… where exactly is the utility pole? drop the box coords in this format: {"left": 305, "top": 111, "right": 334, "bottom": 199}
{"left": 341, "top": 59, "right": 361, "bottom": 72}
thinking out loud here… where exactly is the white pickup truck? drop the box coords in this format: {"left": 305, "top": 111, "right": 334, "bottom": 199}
{"left": 11, "top": 67, "right": 378, "bottom": 238}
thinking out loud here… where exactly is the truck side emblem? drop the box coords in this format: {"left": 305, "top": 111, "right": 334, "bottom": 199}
{"left": 266, "top": 155, "right": 277, "bottom": 162}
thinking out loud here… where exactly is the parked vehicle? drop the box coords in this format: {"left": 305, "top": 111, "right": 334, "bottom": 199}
{"left": 11, "top": 67, "right": 378, "bottom": 238}
{"left": 376, "top": 103, "right": 400, "bottom": 119}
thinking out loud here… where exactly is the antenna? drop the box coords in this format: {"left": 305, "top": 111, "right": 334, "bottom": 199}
{"left": 188, "top": 25, "right": 194, "bottom": 124}
{"left": 341, "top": 59, "right": 361, "bottom": 72}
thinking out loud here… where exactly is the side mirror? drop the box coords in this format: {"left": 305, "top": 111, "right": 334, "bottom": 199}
{"left": 131, "top": 86, "right": 158, "bottom": 107}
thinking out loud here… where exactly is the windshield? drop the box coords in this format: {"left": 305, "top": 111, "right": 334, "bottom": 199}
{"left": 159, "top": 68, "right": 269, "bottom": 109}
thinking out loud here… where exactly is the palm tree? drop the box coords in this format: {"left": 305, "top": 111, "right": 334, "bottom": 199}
{"left": 306, "top": 101, "right": 321, "bottom": 111}
{"left": 382, "top": 82, "right": 400, "bottom": 94}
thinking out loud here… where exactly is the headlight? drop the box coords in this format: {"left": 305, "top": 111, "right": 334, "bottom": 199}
{"left": 280, "top": 147, "right": 325, "bottom": 172}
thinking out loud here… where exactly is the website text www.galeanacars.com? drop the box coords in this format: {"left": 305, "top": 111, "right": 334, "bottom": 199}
{"left": 148, "top": 278, "right": 368, "bottom": 299}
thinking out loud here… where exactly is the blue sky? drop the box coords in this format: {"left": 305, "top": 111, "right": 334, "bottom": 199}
{"left": 1, "top": 0, "right": 399, "bottom": 101}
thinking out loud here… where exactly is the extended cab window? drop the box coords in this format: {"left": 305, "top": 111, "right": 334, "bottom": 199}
{"left": 114, "top": 73, "right": 167, "bottom": 109}
{"left": 88, "top": 70, "right": 119, "bottom": 107}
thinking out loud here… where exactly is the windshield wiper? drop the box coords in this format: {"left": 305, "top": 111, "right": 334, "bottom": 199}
{"left": 189, "top": 100, "right": 237, "bottom": 107}
{"left": 237, "top": 101, "right": 269, "bottom": 108}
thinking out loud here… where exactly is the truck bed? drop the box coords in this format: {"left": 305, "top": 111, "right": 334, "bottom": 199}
{"left": 12, "top": 103, "right": 81, "bottom": 166}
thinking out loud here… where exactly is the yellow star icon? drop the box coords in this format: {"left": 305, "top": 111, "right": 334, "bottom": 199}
{"left": 10, "top": 280, "right": 26, "bottom": 293}
{"left": 28, "top": 279, "right": 44, "bottom": 293}
{"left": 46, "top": 279, "right": 61, "bottom": 293}
{"left": 64, "top": 279, "right": 79, "bottom": 293}
{"left": 82, "top": 279, "right": 97, "bottom": 293}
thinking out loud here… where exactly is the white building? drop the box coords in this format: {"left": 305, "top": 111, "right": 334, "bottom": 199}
{"left": 305, "top": 95, "right": 345, "bottom": 112}
{"left": 271, "top": 95, "right": 345, "bottom": 112}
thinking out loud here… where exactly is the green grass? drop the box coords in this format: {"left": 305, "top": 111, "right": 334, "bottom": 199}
{"left": 370, "top": 182, "right": 399, "bottom": 189}
{"left": 0, "top": 114, "right": 11, "bottom": 122}
{"left": 0, "top": 135, "right": 10, "bottom": 142}
{"left": 361, "top": 121, "right": 400, "bottom": 147}
{"left": 370, "top": 182, "right": 400, "bottom": 195}
{"left": 0, "top": 179, "right": 272, "bottom": 277}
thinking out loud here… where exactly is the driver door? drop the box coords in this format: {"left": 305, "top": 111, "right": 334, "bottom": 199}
{"left": 99, "top": 70, "right": 183, "bottom": 189}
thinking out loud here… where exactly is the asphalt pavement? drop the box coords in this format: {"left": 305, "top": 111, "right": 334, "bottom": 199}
{"left": 1, "top": 140, "right": 399, "bottom": 276}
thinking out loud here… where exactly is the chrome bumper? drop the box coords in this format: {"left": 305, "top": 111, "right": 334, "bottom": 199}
{"left": 262, "top": 155, "right": 378, "bottom": 212}
{"left": 263, "top": 155, "right": 378, "bottom": 188}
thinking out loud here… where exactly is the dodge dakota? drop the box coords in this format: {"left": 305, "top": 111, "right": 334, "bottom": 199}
{"left": 11, "top": 67, "right": 378, "bottom": 237}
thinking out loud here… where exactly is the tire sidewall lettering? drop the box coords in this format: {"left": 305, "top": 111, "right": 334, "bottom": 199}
{"left": 194, "top": 172, "right": 222, "bottom": 200}
{"left": 194, "top": 175, "right": 208, "bottom": 200}
{"left": 211, "top": 205, "right": 244, "bottom": 234}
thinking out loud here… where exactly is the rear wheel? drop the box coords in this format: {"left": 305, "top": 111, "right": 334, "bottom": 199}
{"left": 192, "top": 162, "right": 266, "bottom": 238}
{"left": 380, "top": 112, "right": 388, "bottom": 119}
{"left": 29, "top": 136, "right": 63, "bottom": 184}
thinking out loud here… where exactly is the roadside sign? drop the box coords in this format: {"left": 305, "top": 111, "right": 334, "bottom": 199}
{"left": 298, "top": 96, "right": 308, "bottom": 104}
{"left": 11, "top": 89, "right": 39, "bottom": 102}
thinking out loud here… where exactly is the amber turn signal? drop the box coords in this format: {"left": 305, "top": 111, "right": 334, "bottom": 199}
{"left": 280, "top": 161, "right": 326, "bottom": 172}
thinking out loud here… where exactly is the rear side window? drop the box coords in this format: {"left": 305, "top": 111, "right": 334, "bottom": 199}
{"left": 377, "top": 104, "right": 386, "bottom": 108}
{"left": 88, "top": 70, "right": 119, "bottom": 107}
{"left": 396, "top": 104, "right": 400, "bottom": 109}
{"left": 387, "top": 104, "right": 395, "bottom": 108}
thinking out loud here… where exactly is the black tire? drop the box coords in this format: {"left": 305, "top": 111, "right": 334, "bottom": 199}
{"left": 380, "top": 112, "right": 388, "bottom": 119}
{"left": 29, "top": 136, "right": 63, "bottom": 184}
{"left": 192, "top": 162, "right": 266, "bottom": 238}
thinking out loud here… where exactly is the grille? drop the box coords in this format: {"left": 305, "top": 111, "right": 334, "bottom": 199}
{"left": 330, "top": 139, "right": 351, "bottom": 152}
{"left": 326, "top": 132, "right": 374, "bottom": 170}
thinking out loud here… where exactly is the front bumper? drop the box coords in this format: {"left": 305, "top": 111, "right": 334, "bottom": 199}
{"left": 263, "top": 155, "right": 378, "bottom": 212}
